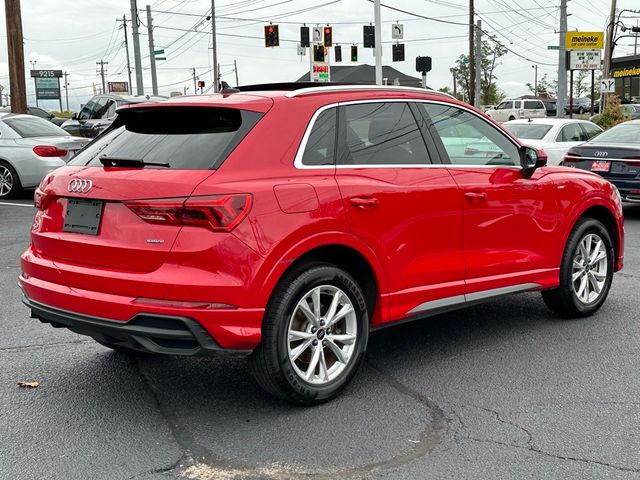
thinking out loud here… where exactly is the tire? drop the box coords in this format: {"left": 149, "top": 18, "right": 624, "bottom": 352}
{"left": 508, "top": 116, "right": 516, "bottom": 121}
{"left": 0, "top": 161, "right": 22, "bottom": 199}
{"left": 578, "top": 107, "right": 585, "bottom": 115}
{"left": 542, "top": 218, "right": 614, "bottom": 318}
{"left": 249, "top": 264, "right": 370, "bottom": 405}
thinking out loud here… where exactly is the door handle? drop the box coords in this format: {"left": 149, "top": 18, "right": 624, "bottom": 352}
{"left": 349, "top": 197, "right": 379, "bottom": 209}
{"left": 464, "top": 191, "right": 487, "bottom": 202}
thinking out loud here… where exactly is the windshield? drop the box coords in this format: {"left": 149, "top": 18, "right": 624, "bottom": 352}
{"left": 591, "top": 123, "right": 640, "bottom": 144}
{"left": 68, "top": 107, "right": 263, "bottom": 170}
{"left": 503, "top": 123, "right": 552, "bottom": 140}
{"left": 4, "top": 115, "right": 68, "bottom": 138}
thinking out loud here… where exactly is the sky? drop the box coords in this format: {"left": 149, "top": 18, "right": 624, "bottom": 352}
{"left": 0, "top": 0, "right": 639, "bottom": 111}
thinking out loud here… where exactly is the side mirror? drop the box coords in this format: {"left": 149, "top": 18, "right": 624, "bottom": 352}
{"left": 71, "top": 112, "right": 78, "bottom": 120}
{"left": 521, "top": 146, "right": 547, "bottom": 178}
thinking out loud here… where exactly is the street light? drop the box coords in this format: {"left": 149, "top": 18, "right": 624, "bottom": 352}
{"left": 532, "top": 65, "right": 538, "bottom": 96}
{"left": 29, "top": 60, "right": 37, "bottom": 71}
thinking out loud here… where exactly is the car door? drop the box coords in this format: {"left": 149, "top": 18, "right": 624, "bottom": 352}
{"left": 334, "top": 101, "right": 465, "bottom": 322}
{"left": 419, "top": 102, "right": 559, "bottom": 297}
{"left": 491, "top": 101, "right": 512, "bottom": 123}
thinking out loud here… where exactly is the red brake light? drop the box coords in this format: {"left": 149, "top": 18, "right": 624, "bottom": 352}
{"left": 33, "top": 145, "right": 68, "bottom": 157}
{"left": 563, "top": 154, "right": 581, "bottom": 163}
{"left": 125, "top": 194, "right": 252, "bottom": 232}
{"left": 34, "top": 174, "right": 55, "bottom": 210}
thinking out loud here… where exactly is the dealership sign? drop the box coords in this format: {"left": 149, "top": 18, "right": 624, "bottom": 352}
{"left": 565, "top": 32, "right": 604, "bottom": 50}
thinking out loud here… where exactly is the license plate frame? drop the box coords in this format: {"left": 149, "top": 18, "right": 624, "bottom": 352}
{"left": 591, "top": 160, "right": 611, "bottom": 172}
{"left": 63, "top": 199, "right": 103, "bottom": 235}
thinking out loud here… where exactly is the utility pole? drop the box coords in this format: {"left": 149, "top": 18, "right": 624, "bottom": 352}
{"left": 557, "top": 0, "right": 568, "bottom": 118}
{"left": 130, "top": 0, "right": 144, "bottom": 95}
{"left": 117, "top": 15, "right": 133, "bottom": 95}
{"left": 474, "top": 19, "right": 482, "bottom": 107}
{"left": 63, "top": 71, "right": 69, "bottom": 112}
{"left": 451, "top": 68, "right": 457, "bottom": 97}
{"left": 374, "top": 0, "right": 382, "bottom": 85}
{"left": 532, "top": 65, "right": 538, "bottom": 95}
{"left": 211, "top": 0, "right": 219, "bottom": 92}
{"left": 234, "top": 59, "right": 239, "bottom": 87}
{"left": 469, "top": 0, "right": 475, "bottom": 106}
{"left": 5, "top": 0, "right": 27, "bottom": 113}
{"left": 146, "top": 5, "right": 158, "bottom": 96}
{"left": 96, "top": 60, "right": 108, "bottom": 94}
{"left": 635, "top": 20, "right": 638, "bottom": 55}
{"left": 192, "top": 68, "right": 197, "bottom": 94}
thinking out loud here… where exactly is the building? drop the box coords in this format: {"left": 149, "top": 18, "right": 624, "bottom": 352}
{"left": 611, "top": 54, "right": 640, "bottom": 100}
{"left": 296, "top": 64, "right": 424, "bottom": 87}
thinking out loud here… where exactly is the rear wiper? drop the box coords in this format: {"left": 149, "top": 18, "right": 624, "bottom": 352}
{"left": 99, "top": 156, "right": 170, "bottom": 168}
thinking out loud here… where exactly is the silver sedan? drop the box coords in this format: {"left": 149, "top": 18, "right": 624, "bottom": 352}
{"left": 0, "top": 113, "right": 90, "bottom": 198}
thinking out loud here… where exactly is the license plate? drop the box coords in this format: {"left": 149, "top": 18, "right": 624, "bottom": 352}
{"left": 63, "top": 199, "right": 103, "bottom": 235}
{"left": 591, "top": 160, "right": 611, "bottom": 172}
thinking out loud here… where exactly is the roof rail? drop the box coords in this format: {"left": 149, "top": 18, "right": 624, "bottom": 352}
{"left": 285, "top": 84, "right": 455, "bottom": 99}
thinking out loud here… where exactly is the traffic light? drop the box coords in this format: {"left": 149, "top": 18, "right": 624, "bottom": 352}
{"left": 335, "top": 45, "right": 342, "bottom": 62}
{"left": 351, "top": 45, "right": 358, "bottom": 62}
{"left": 313, "top": 45, "right": 326, "bottom": 62}
{"left": 363, "top": 25, "right": 375, "bottom": 48}
{"left": 300, "top": 26, "right": 310, "bottom": 48}
{"left": 392, "top": 44, "right": 405, "bottom": 62}
{"left": 324, "top": 26, "right": 333, "bottom": 47}
{"left": 264, "top": 24, "right": 279, "bottom": 47}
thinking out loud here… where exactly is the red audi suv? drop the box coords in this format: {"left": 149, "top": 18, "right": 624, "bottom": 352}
{"left": 20, "top": 84, "right": 624, "bottom": 404}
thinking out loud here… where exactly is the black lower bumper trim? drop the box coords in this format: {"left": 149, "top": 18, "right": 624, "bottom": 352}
{"left": 23, "top": 295, "right": 251, "bottom": 357}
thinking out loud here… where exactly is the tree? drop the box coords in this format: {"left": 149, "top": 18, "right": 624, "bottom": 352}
{"left": 526, "top": 73, "right": 557, "bottom": 97}
{"left": 592, "top": 95, "right": 629, "bottom": 130}
{"left": 452, "top": 35, "right": 507, "bottom": 105}
{"left": 571, "top": 70, "right": 589, "bottom": 98}
{"left": 438, "top": 85, "right": 463, "bottom": 101}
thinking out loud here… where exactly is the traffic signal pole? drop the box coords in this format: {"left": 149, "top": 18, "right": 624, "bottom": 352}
{"left": 374, "top": 0, "right": 382, "bottom": 85}
{"left": 146, "top": 5, "right": 158, "bottom": 96}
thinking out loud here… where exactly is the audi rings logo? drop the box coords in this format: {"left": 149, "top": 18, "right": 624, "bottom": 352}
{"left": 594, "top": 151, "right": 609, "bottom": 157}
{"left": 68, "top": 179, "right": 93, "bottom": 193}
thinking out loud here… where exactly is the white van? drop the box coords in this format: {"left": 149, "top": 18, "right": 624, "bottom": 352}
{"left": 486, "top": 99, "right": 546, "bottom": 123}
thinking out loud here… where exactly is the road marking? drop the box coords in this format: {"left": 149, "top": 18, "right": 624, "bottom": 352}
{"left": 0, "top": 202, "right": 34, "bottom": 207}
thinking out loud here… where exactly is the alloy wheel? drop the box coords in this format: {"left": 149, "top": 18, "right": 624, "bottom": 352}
{"left": 0, "top": 165, "right": 13, "bottom": 197}
{"left": 287, "top": 285, "right": 358, "bottom": 385}
{"left": 571, "top": 233, "right": 608, "bottom": 304}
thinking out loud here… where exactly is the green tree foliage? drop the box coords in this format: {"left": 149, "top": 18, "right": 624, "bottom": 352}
{"left": 452, "top": 35, "right": 507, "bottom": 105}
{"left": 526, "top": 73, "right": 557, "bottom": 97}
{"left": 592, "top": 95, "right": 630, "bottom": 130}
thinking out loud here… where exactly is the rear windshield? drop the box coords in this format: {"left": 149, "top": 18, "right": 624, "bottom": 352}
{"left": 4, "top": 116, "right": 68, "bottom": 138}
{"left": 523, "top": 101, "right": 543, "bottom": 110}
{"left": 590, "top": 123, "right": 640, "bottom": 144}
{"left": 68, "top": 107, "right": 263, "bottom": 169}
{"left": 503, "top": 123, "right": 552, "bottom": 140}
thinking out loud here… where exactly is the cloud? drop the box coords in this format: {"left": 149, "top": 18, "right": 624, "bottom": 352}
{"left": 499, "top": 81, "right": 531, "bottom": 98}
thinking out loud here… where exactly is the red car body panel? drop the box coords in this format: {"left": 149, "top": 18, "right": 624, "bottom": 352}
{"left": 19, "top": 89, "right": 625, "bottom": 352}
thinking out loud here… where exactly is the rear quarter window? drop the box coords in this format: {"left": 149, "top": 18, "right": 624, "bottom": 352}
{"left": 523, "top": 101, "right": 543, "bottom": 110}
{"left": 68, "top": 107, "right": 263, "bottom": 170}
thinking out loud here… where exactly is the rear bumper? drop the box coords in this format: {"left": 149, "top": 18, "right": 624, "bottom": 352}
{"left": 23, "top": 294, "right": 250, "bottom": 356}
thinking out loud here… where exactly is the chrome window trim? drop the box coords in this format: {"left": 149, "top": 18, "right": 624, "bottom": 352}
{"left": 293, "top": 99, "right": 523, "bottom": 170}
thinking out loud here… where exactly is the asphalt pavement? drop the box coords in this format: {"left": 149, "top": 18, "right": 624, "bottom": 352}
{"left": 2, "top": 193, "right": 640, "bottom": 480}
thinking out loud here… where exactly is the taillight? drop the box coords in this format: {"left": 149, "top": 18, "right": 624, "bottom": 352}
{"left": 34, "top": 174, "right": 55, "bottom": 210}
{"left": 624, "top": 160, "right": 640, "bottom": 167}
{"left": 563, "top": 154, "right": 582, "bottom": 163}
{"left": 125, "top": 194, "right": 252, "bottom": 232}
{"left": 33, "top": 145, "right": 68, "bottom": 157}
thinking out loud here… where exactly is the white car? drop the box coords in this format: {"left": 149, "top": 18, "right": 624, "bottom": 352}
{"left": 502, "top": 118, "right": 603, "bottom": 165}
{"left": 485, "top": 98, "right": 546, "bottom": 123}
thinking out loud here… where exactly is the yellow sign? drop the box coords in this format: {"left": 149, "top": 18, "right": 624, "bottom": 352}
{"left": 565, "top": 31, "right": 604, "bottom": 50}
{"left": 612, "top": 67, "right": 640, "bottom": 78}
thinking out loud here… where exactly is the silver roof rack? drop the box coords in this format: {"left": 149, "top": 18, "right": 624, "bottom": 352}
{"left": 285, "top": 84, "right": 455, "bottom": 99}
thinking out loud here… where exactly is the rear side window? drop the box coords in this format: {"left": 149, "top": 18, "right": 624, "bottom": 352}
{"left": 338, "top": 102, "right": 431, "bottom": 165}
{"left": 301, "top": 108, "right": 336, "bottom": 166}
{"left": 523, "top": 101, "right": 543, "bottom": 110}
{"left": 68, "top": 107, "right": 263, "bottom": 170}
{"left": 558, "top": 123, "right": 583, "bottom": 142}
{"left": 4, "top": 116, "right": 67, "bottom": 138}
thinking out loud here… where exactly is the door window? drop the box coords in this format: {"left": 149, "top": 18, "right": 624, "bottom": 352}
{"left": 78, "top": 100, "right": 97, "bottom": 121}
{"left": 420, "top": 103, "right": 520, "bottom": 166}
{"left": 92, "top": 97, "right": 110, "bottom": 119}
{"left": 105, "top": 100, "right": 117, "bottom": 119}
{"left": 300, "top": 108, "right": 337, "bottom": 166}
{"left": 579, "top": 123, "right": 602, "bottom": 141}
{"left": 496, "top": 101, "right": 512, "bottom": 110}
{"left": 558, "top": 123, "right": 583, "bottom": 142}
{"left": 338, "top": 102, "right": 431, "bottom": 165}
{"left": 523, "top": 100, "right": 543, "bottom": 110}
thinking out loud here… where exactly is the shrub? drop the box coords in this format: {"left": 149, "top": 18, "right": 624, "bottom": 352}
{"left": 592, "top": 95, "right": 630, "bottom": 130}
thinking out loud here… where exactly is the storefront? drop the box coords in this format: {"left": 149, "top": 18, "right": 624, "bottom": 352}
{"left": 611, "top": 54, "right": 640, "bottom": 100}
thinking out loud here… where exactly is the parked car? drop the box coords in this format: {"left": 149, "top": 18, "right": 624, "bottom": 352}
{"left": 503, "top": 118, "right": 602, "bottom": 165}
{"left": 542, "top": 100, "right": 557, "bottom": 117}
{"left": 563, "top": 119, "right": 640, "bottom": 202}
{"left": 61, "top": 94, "right": 165, "bottom": 138}
{"left": 0, "top": 106, "right": 67, "bottom": 126}
{"left": 479, "top": 104, "right": 495, "bottom": 113}
{"left": 0, "top": 113, "right": 90, "bottom": 198}
{"left": 20, "top": 84, "right": 624, "bottom": 404}
{"left": 565, "top": 97, "right": 594, "bottom": 115}
{"left": 485, "top": 98, "right": 546, "bottom": 122}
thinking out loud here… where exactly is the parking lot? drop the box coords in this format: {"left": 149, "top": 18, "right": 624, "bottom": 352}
{"left": 2, "top": 194, "right": 640, "bottom": 480}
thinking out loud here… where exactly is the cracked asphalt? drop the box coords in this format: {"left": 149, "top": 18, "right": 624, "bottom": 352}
{"left": 2, "top": 194, "right": 640, "bottom": 480}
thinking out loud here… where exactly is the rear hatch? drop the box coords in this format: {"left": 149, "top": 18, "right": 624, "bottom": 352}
{"left": 32, "top": 101, "right": 268, "bottom": 272}
{"left": 564, "top": 144, "right": 640, "bottom": 179}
